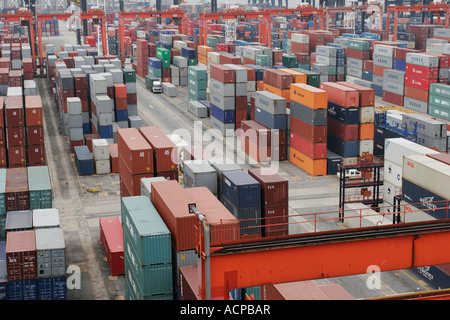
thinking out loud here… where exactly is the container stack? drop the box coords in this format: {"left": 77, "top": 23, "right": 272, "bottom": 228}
{"left": 197, "top": 45, "right": 213, "bottom": 68}
{"left": 382, "top": 138, "right": 439, "bottom": 215}
{"left": 34, "top": 227, "right": 67, "bottom": 300}
{"left": 73, "top": 74, "right": 90, "bottom": 134}
{"left": 0, "top": 169, "right": 6, "bottom": 241}
{"left": 289, "top": 83, "right": 328, "bottom": 176}
{"left": 251, "top": 90, "right": 288, "bottom": 162}
{"left": 321, "top": 82, "right": 360, "bottom": 158}
{"left": 74, "top": 145, "right": 95, "bottom": 176}
{"left": 314, "top": 45, "right": 337, "bottom": 82}
{"left": 209, "top": 64, "right": 236, "bottom": 136}
{"left": 139, "top": 126, "right": 178, "bottom": 181}
{"left": 173, "top": 55, "right": 188, "bottom": 86}
{"left": 338, "top": 82, "right": 376, "bottom": 156}
{"left": 5, "top": 94, "right": 25, "bottom": 168}
{"left": 117, "top": 128, "right": 154, "bottom": 197}
{"left": 428, "top": 83, "right": 450, "bottom": 121}
{"left": 345, "top": 39, "right": 372, "bottom": 89}
{"left": 66, "top": 97, "right": 84, "bottom": 153}
{"left": 148, "top": 57, "right": 162, "bottom": 80}
{"left": 156, "top": 48, "right": 171, "bottom": 83}
{"left": 113, "top": 82, "right": 128, "bottom": 127}
{"left": 24, "top": 96, "right": 44, "bottom": 167}
{"left": 92, "top": 139, "right": 111, "bottom": 175}
{"left": 90, "top": 74, "right": 114, "bottom": 140}
{"left": 5, "top": 167, "right": 29, "bottom": 212}
{"left": 99, "top": 216, "right": 124, "bottom": 278}
{"left": 122, "top": 196, "right": 173, "bottom": 300}
{"left": 404, "top": 52, "right": 439, "bottom": 115}
{"left": 27, "top": 166, "right": 52, "bottom": 210}
{"left": 402, "top": 113, "right": 448, "bottom": 152}
{"left": 123, "top": 69, "right": 137, "bottom": 118}
{"left": 136, "top": 39, "right": 149, "bottom": 78}
{"left": 262, "top": 69, "right": 293, "bottom": 106}
{"left": 220, "top": 170, "right": 261, "bottom": 238}
{"left": 187, "top": 65, "right": 207, "bottom": 102}
{"left": 382, "top": 68, "right": 406, "bottom": 107}
{"left": 248, "top": 168, "right": 289, "bottom": 237}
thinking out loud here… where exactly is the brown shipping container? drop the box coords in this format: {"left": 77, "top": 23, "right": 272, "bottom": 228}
{"left": 25, "top": 95, "right": 44, "bottom": 126}
{"left": 117, "top": 128, "right": 154, "bottom": 174}
{"left": 150, "top": 180, "right": 197, "bottom": 252}
{"left": 404, "top": 85, "right": 429, "bottom": 103}
{"left": 327, "top": 118, "right": 359, "bottom": 141}
{"left": 155, "top": 170, "right": 179, "bottom": 181}
{"left": 27, "top": 144, "right": 46, "bottom": 165}
{"left": 241, "top": 120, "right": 271, "bottom": 147}
{"left": 6, "top": 126, "right": 25, "bottom": 147}
{"left": 382, "top": 91, "right": 404, "bottom": 106}
{"left": 5, "top": 96, "right": 24, "bottom": 127}
{"left": 0, "top": 97, "right": 4, "bottom": 126}
{"left": 5, "top": 167, "right": 29, "bottom": 211}
{"left": 185, "top": 187, "right": 241, "bottom": 243}
{"left": 263, "top": 69, "right": 293, "bottom": 90}
{"left": 139, "top": 126, "right": 178, "bottom": 173}
{"left": 263, "top": 205, "right": 289, "bottom": 237}
{"left": 248, "top": 168, "right": 288, "bottom": 207}
{"left": 0, "top": 147, "right": 6, "bottom": 167}
{"left": 320, "top": 82, "right": 360, "bottom": 107}
{"left": 8, "top": 145, "right": 26, "bottom": 168}
{"left": 109, "top": 143, "right": 119, "bottom": 173}
{"left": 290, "top": 116, "right": 327, "bottom": 143}
{"left": 6, "top": 230, "right": 37, "bottom": 281}
{"left": 209, "top": 64, "right": 235, "bottom": 83}
{"left": 26, "top": 126, "right": 44, "bottom": 145}
{"left": 336, "top": 82, "right": 375, "bottom": 107}
{"left": 119, "top": 156, "right": 154, "bottom": 196}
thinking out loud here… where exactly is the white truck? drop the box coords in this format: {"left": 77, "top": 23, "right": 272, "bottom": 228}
{"left": 151, "top": 81, "right": 162, "bottom": 93}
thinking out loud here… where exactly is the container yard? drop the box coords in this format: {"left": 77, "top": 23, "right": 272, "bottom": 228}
{"left": 1, "top": 0, "right": 450, "bottom": 307}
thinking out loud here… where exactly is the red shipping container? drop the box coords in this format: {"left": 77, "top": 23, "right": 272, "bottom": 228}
{"left": 84, "top": 133, "right": 98, "bottom": 153}
{"left": 263, "top": 205, "right": 289, "bottom": 237}
{"left": 238, "top": 64, "right": 256, "bottom": 81}
{"left": 263, "top": 69, "right": 294, "bottom": 90}
{"left": 404, "top": 85, "right": 429, "bottom": 103}
{"left": 6, "top": 126, "right": 25, "bottom": 147}
{"left": 127, "top": 93, "right": 137, "bottom": 105}
{"left": 5, "top": 167, "right": 29, "bottom": 211}
{"left": 404, "top": 75, "right": 437, "bottom": 91}
{"left": 336, "top": 81, "right": 375, "bottom": 107}
{"left": 73, "top": 74, "right": 87, "bottom": 89}
{"left": 219, "top": 53, "right": 241, "bottom": 65}
{"left": 119, "top": 158, "right": 154, "bottom": 196}
{"left": 0, "top": 147, "right": 6, "bottom": 167}
{"left": 114, "top": 83, "right": 127, "bottom": 98}
{"left": 290, "top": 116, "right": 327, "bottom": 143}
{"left": 26, "top": 126, "right": 44, "bottom": 146}
{"left": 241, "top": 120, "right": 271, "bottom": 147}
{"left": 235, "top": 96, "right": 247, "bottom": 111}
{"left": 150, "top": 180, "right": 198, "bottom": 252}
{"left": 139, "top": 126, "right": 178, "bottom": 173}
{"left": 248, "top": 168, "right": 289, "bottom": 207}
{"left": 0, "top": 97, "right": 3, "bottom": 127}
{"left": 382, "top": 90, "right": 404, "bottom": 106}
{"left": 320, "top": 82, "right": 360, "bottom": 107}
{"left": 119, "top": 176, "right": 132, "bottom": 198}
{"left": 210, "top": 64, "right": 236, "bottom": 83}
{"left": 6, "top": 230, "right": 36, "bottom": 281}
{"left": 9, "top": 70, "right": 22, "bottom": 87}
{"left": 25, "top": 96, "right": 44, "bottom": 126}
{"left": 5, "top": 96, "right": 24, "bottom": 127}
{"left": 109, "top": 143, "right": 119, "bottom": 173}
{"left": 117, "top": 128, "right": 154, "bottom": 174}
{"left": 405, "top": 64, "right": 439, "bottom": 80}
{"left": 289, "top": 132, "right": 327, "bottom": 159}
{"left": 27, "top": 144, "right": 46, "bottom": 165}
{"left": 241, "top": 136, "right": 271, "bottom": 163}
{"left": 345, "top": 48, "right": 371, "bottom": 60}
{"left": 8, "top": 145, "right": 26, "bottom": 168}
{"left": 70, "top": 139, "right": 84, "bottom": 154}
{"left": 327, "top": 118, "right": 359, "bottom": 141}
{"left": 373, "top": 65, "right": 387, "bottom": 77}
{"left": 184, "top": 187, "right": 241, "bottom": 243}
{"left": 99, "top": 216, "right": 124, "bottom": 276}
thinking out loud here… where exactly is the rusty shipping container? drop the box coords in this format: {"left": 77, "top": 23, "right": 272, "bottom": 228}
{"left": 117, "top": 128, "right": 154, "bottom": 174}
{"left": 5, "top": 167, "right": 29, "bottom": 211}
{"left": 6, "top": 230, "right": 37, "bottom": 281}
{"left": 139, "top": 126, "right": 178, "bottom": 174}
{"left": 337, "top": 81, "right": 375, "bottom": 107}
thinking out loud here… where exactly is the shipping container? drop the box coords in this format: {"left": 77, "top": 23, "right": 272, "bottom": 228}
{"left": 290, "top": 83, "right": 327, "bottom": 109}
{"left": 5, "top": 168, "right": 29, "bottom": 212}
{"left": 117, "top": 128, "right": 154, "bottom": 174}
{"left": 27, "top": 166, "right": 52, "bottom": 210}
{"left": 6, "top": 230, "right": 36, "bottom": 281}
{"left": 139, "top": 126, "right": 178, "bottom": 173}
{"left": 182, "top": 160, "right": 217, "bottom": 195}
{"left": 320, "top": 82, "right": 360, "bottom": 107}
{"left": 74, "top": 146, "right": 95, "bottom": 176}
{"left": 221, "top": 170, "right": 261, "bottom": 210}
{"left": 289, "top": 146, "right": 327, "bottom": 176}
{"left": 99, "top": 216, "right": 124, "bottom": 276}
{"left": 5, "top": 210, "right": 33, "bottom": 233}
{"left": 32, "top": 208, "right": 60, "bottom": 229}
{"left": 34, "top": 227, "right": 65, "bottom": 278}
{"left": 248, "top": 168, "right": 288, "bottom": 208}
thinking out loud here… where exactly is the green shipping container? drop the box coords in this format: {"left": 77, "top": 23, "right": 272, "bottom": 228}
{"left": 145, "top": 75, "right": 160, "bottom": 88}
{"left": 347, "top": 39, "right": 371, "bottom": 51}
{"left": 188, "top": 78, "right": 207, "bottom": 91}
{"left": 429, "top": 83, "right": 450, "bottom": 99}
{"left": 161, "top": 59, "right": 170, "bottom": 69}
{"left": 27, "top": 166, "right": 52, "bottom": 210}
{"left": 122, "top": 69, "right": 136, "bottom": 83}
{"left": 292, "top": 68, "right": 321, "bottom": 88}
{"left": 0, "top": 214, "right": 6, "bottom": 240}
{"left": 121, "top": 196, "right": 172, "bottom": 266}
{"left": 188, "top": 66, "right": 207, "bottom": 80}
{"left": 188, "top": 58, "right": 197, "bottom": 66}
{"left": 428, "top": 103, "right": 450, "bottom": 121}
{"left": 256, "top": 55, "right": 271, "bottom": 66}
{"left": 125, "top": 272, "right": 173, "bottom": 300}
{"left": 282, "top": 54, "right": 298, "bottom": 68}
{"left": 156, "top": 48, "right": 170, "bottom": 60}
{"left": 0, "top": 169, "right": 6, "bottom": 215}
{"left": 429, "top": 94, "right": 450, "bottom": 109}
{"left": 149, "top": 67, "right": 162, "bottom": 78}
{"left": 188, "top": 88, "right": 207, "bottom": 101}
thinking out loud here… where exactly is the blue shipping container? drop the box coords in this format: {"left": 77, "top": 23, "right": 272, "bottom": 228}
{"left": 38, "top": 276, "right": 67, "bottom": 300}
{"left": 327, "top": 134, "right": 358, "bottom": 158}
{"left": 8, "top": 280, "right": 37, "bottom": 300}
{"left": 116, "top": 109, "right": 128, "bottom": 122}
{"left": 210, "top": 104, "right": 235, "bottom": 124}
{"left": 74, "top": 145, "right": 95, "bottom": 176}
{"left": 327, "top": 102, "right": 360, "bottom": 124}
{"left": 254, "top": 107, "right": 288, "bottom": 130}
{"left": 393, "top": 59, "right": 406, "bottom": 71}
{"left": 221, "top": 170, "right": 261, "bottom": 209}
{"left": 98, "top": 124, "right": 113, "bottom": 139}
{"left": 148, "top": 57, "right": 162, "bottom": 69}
{"left": 182, "top": 47, "right": 197, "bottom": 59}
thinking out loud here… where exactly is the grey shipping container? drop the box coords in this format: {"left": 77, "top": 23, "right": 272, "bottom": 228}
{"left": 35, "top": 227, "right": 66, "bottom": 277}
{"left": 188, "top": 101, "right": 208, "bottom": 118}
{"left": 290, "top": 100, "right": 327, "bottom": 126}
{"left": 254, "top": 91, "right": 287, "bottom": 115}
{"left": 5, "top": 210, "right": 33, "bottom": 232}
{"left": 182, "top": 160, "right": 218, "bottom": 194}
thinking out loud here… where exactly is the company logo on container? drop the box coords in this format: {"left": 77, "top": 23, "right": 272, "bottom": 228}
{"left": 420, "top": 196, "right": 437, "bottom": 211}
{"left": 407, "top": 161, "right": 415, "bottom": 168}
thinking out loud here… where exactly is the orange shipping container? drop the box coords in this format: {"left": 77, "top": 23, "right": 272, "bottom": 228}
{"left": 359, "top": 123, "right": 374, "bottom": 140}
{"left": 278, "top": 69, "right": 307, "bottom": 84}
{"left": 289, "top": 146, "right": 327, "bottom": 176}
{"left": 257, "top": 80, "right": 264, "bottom": 91}
{"left": 290, "top": 83, "right": 327, "bottom": 109}
{"left": 198, "top": 54, "right": 208, "bottom": 65}
{"left": 197, "top": 45, "right": 213, "bottom": 57}
{"left": 263, "top": 83, "right": 290, "bottom": 103}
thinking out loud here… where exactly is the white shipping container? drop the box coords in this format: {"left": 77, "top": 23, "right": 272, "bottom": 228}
{"left": 207, "top": 52, "right": 221, "bottom": 65}
{"left": 95, "top": 159, "right": 111, "bottom": 174}
{"left": 384, "top": 159, "right": 403, "bottom": 187}
{"left": 33, "top": 208, "right": 60, "bottom": 229}
{"left": 384, "top": 138, "right": 439, "bottom": 166}
{"left": 359, "top": 106, "right": 375, "bottom": 124}
{"left": 92, "top": 139, "right": 110, "bottom": 161}
{"left": 405, "top": 53, "right": 439, "bottom": 68}
{"left": 291, "top": 33, "right": 309, "bottom": 44}
{"left": 383, "top": 180, "right": 401, "bottom": 205}
{"left": 358, "top": 140, "right": 374, "bottom": 156}
{"left": 402, "top": 154, "right": 450, "bottom": 201}
{"left": 373, "top": 44, "right": 395, "bottom": 57}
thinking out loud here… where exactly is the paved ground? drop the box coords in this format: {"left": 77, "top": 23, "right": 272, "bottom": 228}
{"left": 35, "top": 22, "right": 444, "bottom": 300}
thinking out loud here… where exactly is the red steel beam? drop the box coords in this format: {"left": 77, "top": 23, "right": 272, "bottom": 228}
{"left": 197, "top": 220, "right": 450, "bottom": 300}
